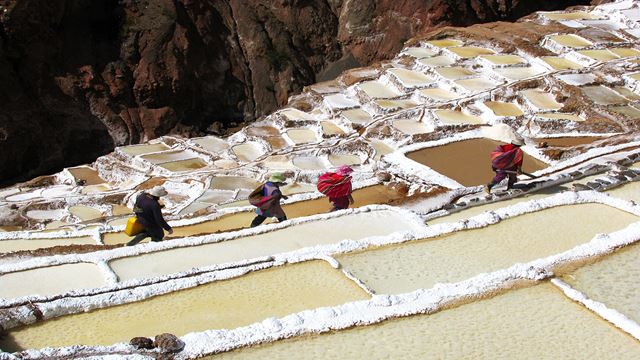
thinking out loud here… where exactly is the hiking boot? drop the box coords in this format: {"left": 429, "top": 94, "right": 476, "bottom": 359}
{"left": 484, "top": 184, "right": 492, "bottom": 194}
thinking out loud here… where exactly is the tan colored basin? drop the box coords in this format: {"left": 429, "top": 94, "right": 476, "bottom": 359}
{"left": 541, "top": 57, "right": 584, "bottom": 70}
{"left": 484, "top": 101, "right": 524, "bottom": 117}
{"left": 119, "top": 143, "right": 169, "bottom": 156}
{"left": 193, "top": 136, "right": 230, "bottom": 153}
{"left": 448, "top": 46, "right": 495, "bottom": 58}
{"left": 338, "top": 203, "right": 638, "bottom": 294}
{"left": 406, "top": 138, "right": 547, "bottom": 186}
{"left": 434, "top": 110, "right": 483, "bottom": 125}
{"left": 341, "top": 109, "right": 372, "bottom": 125}
{"left": 0, "top": 236, "right": 96, "bottom": 254}
{"left": 549, "top": 34, "right": 594, "bottom": 48}
{"left": 214, "top": 283, "right": 640, "bottom": 359}
{"left": 158, "top": 158, "right": 208, "bottom": 172}
{"left": 520, "top": 89, "right": 563, "bottom": 110}
{"left": 67, "top": 167, "right": 105, "bottom": 186}
{"left": 0, "top": 261, "right": 368, "bottom": 351}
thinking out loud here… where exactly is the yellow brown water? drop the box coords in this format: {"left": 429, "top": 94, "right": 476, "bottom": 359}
{"left": 406, "top": 138, "right": 547, "bottom": 187}
{"left": 543, "top": 11, "right": 599, "bottom": 20}
{"left": 562, "top": 243, "right": 640, "bottom": 324}
{"left": 141, "top": 150, "right": 193, "bottom": 164}
{"left": 321, "top": 122, "right": 345, "bottom": 136}
{"left": 484, "top": 101, "right": 524, "bottom": 117}
{"left": 211, "top": 176, "right": 261, "bottom": 191}
{"left": 387, "top": 68, "right": 434, "bottom": 87}
{"left": 582, "top": 86, "right": 628, "bottom": 105}
{"left": 193, "top": 136, "right": 230, "bottom": 153}
{"left": 606, "top": 181, "right": 640, "bottom": 203}
{"left": 425, "top": 39, "right": 463, "bottom": 48}
{"left": 337, "top": 203, "right": 638, "bottom": 294}
{"left": 213, "top": 283, "right": 640, "bottom": 360}
{"left": 434, "top": 110, "right": 483, "bottom": 125}
{"left": 577, "top": 49, "right": 620, "bottom": 62}
{"left": 109, "top": 209, "right": 417, "bottom": 281}
{"left": 520, "top": 89, "right": 563, "bottom": 110}
{"left": 0, "top": 263, "right": 106, "bottom": 300}
{"left": 0, "top": 236, "right": 96, "bottom": 254}
{"left": 67, "top": 167, "right": 105, "bottom": 185}
{"left": 447, "top": 46, "right": 494, "bottom": 58}
{"left": 610, "top": 105, "right": 640, "bottom": 119}
{"left": 403, "top": 47, "right": 437, "bottom": 58}
{"left": 246, "top": 126, "right": 280, "bottom": 137}
{"left": 286, "top": 129, "right": 317, "bottom": 144}
{"left": 341, "top": 109, "right": 371, "bottom": 125}
{"left": 550, "top": 34, "right": 593, "bottom": 48}
{"left": 328, "top": 154, "right": 361, "bottom": 167}
{"left": 417, "top": 55, "right": 455, "bottom": 67}
{"left": 69, "top": 205, "right": 103, "bottom": 221}
{"left": 0, "top": 261, "right": 368, "bottom": 351}
{"left": 417, "top": 87, "right": 458, "bottom": 101}
{"left": 613, "top": 87, "right": 640, "bottom": 100}
{"left": 357, "top": 81, "right": 401, "bottom": 99}
{"left": 480, "top": 54, "right": 525, "bottom": 65}
{"left": 610, "top": 47, "right": 640, "bottom": 58}
{"left": 541, "top": 56, "right": 584, "bottom": 70}
{"left": 392, "top": 119, "right": 433, "bottom": 135}
{"left": 375, "top": 99, "right": 418, "bottom": 110}
{"left": 435, "top": 66, "right": 475, "bottom": 80}
{"left": 158, "top": 158, "right": 208, "bottom": 172}
{"left": 103, "top": 185, "right": 404, "bottom": 245}
{"left": 119, "top": 143, "right": 169, "bottom": 156}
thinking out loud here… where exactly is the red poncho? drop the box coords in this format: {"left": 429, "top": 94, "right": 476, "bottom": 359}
{"left": 491, "top": 144, "right": 523, "bottom": 170}
{"left": 317, "top": 172, "right": 353, "bottom": 198}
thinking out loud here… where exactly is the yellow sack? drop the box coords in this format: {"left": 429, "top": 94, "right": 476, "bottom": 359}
{"left": 124, "top": 217, "right": 144, "bottom": 236}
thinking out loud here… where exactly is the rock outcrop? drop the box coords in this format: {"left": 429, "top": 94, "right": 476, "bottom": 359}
{"left": 0, "top": 0, "right": 593, "bottom": 185}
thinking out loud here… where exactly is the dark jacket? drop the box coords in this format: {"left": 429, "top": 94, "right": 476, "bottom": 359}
{"left": 134, "top": 193, "right": 172, "bottom": 237}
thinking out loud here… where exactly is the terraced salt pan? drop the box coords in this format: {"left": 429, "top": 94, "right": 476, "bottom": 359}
{"left": 338, "top": 204, "right": 638, "bottom": 294}
{"left": 193, "top": 136, "right": 230, "bottom": 153}
{"left": 537, "top": 113, "right": 585, "bottom": 122}
{"left": 577, "top": 49, "right": 620, "bottom": 62}
{"left": 435, "top": 66, "right": 475, "bottom": 80}
{"left": 328, "top": 154, "right": 362, "bottom": 167}
{"left": 370, "top": 140, "right": 394, "bottom": 160}
{"left": 520, "top": 89, "right": 563, "bottom": 110}
{"left": 323, "top": 94, "right": 359, "bottom": 110}
{"left": 549, "top": 34, "right": 594, "bottom": 48}
{"left": 557, "top": 73, "right": 597, "bottom": 85}
{"left": 479, "top": 54, "right": 526, "bottom": 66}
{"left": 447, "top": 46, "right": 495, "bottom": 58}
{"left": 215, "top": 283, "right": 640, "bottom": 359}
{"left": 26, "top": 208, "right": 66, "bottom": 221}
{"left": 197, "top": 190, "right": 235, "bottom": 205}
{"left": 141, "top": 150, "right": 194, "bottom": 164}
{"left": 293, "top": 156, "right": 326, "bottom": 170}
{"left": 0, "top": 236, "right": 95, "bottom": 253}
{"left": 417, "top": 87, "right": 458, "bottom": 101}
{"left": 582, "top": 85, "right": 629, "bottom": 105}
{"left": 403, "top": 47, "right": 437, "bottom": 58}
{"left": 484, "top": 101, "right": 524, "bottom": 117}
{"left": 579, "top": 29, "right": 624, "bottom": 44}
{"left": 341, "top": 109, "right": 372, "bottom": 125}
{"left": 279, "top": 108, "right": 316, "bottom": 121}
{"left": 406, "top": 138, "right": 547, "bottom": 187}
{"left": 417, "top": 55, "right": 455, "bottom": 67}
{"left": 232, "top": 142, "right": 264, "bottom": 162}
{"left": 67, "top": 166, "right": 105, "bottom": 185}
{"left": 425, "top": 39, "right": 463, "bottom": 48}
{"left": 0, "top": 261, "right": 368, "bottom": 352}
{"left": 109, "top": 209, "right": 418, "bottom": 281}
{"left": 535, "top": 136, "right": 606, "bottom": 147}
{"left": 542, "top": 11, "right": 600, "bottom": 21}
{"left": 119, "top": 143, "right": 169, "bottom": 156}
{"left": 266, "top": 136, "right": 288, "bottom": 150}
{"left": 454, "top": 77, "right": 497, "bottom": 92}
{"left": 69, "top": 205, "right": 103, "bottom": 221}
{"left": 562, "top": 243, "right": 640, "bottom": 325}
{"left": 158, "top": 158, "right": 208, "bottom": 172}
{"left": 246, "top": 126, "right": 280, "bottom": 137}
{"left": 387, "top": 68, "right": 434, "bottom": 88}
{"left": 392, "top": 119, "right": 434, "bottom": 135}
{"left": 357, "top": 81, "right": 402, "bottom": 99}
{"left": 0, "top": 263, "right": 106, "bottom": 300}
{"left": 434, "top": 110, "right": 483, "bottom": 125}
{"left": 374, "top": 99, "right": 419, "bottom": 110}
{"left": 321, "top": 122, "right": 345, "bottom": 136}
{"left": 610, "top": 105, "right": 640, "bottom": 119}
{"left": 211, "top": 176, "right": 261, "bottom": 191}
{"left": 262, "top": 155, "right": 295, "bottom": 170}
{"left": 541, "top": 56, "right": 584, "bottom": 70}
{"left": 606, "top": 180, "right": 640, "bottom": 203}
{"left": 494, "top": 66, "right": 545, "bottom": 80}
{"left": 286, "top": 129, "right": 317, "bottom": 144}
{"left": 610, "top": 47, "right": 640, "bottom": 57}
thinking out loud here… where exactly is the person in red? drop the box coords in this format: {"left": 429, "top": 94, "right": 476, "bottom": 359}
{"left": 317, "top": 165, "right": 354, "bottom": 212}
{"left": 485, "top": 137, "right": 525, "bottom": 193}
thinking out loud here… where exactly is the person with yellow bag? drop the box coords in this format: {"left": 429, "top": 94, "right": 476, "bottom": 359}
{"left": 126, "top": 186, "right": 174, "bottom": 246}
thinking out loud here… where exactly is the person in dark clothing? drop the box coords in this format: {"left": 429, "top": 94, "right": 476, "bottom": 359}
{"left": 486, "top": 137, "right": 525, "bottom": 193}
{"left": 126, "top": 186, "right": 173, "bottom": 246}
{"left": 250, "top": 173, "right": 289, "bottom": 227}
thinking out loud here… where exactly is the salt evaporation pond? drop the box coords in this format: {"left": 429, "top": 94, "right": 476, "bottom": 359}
{"left": 417, "top": 87, "right": 458, "bottom": 101}
{"left": 67, "top": 167, "right": 105, "bottom": 185}
{"left": 193, "top": 136, "right": 230, "bottom": 153}
{"left": 0, "top": 261, "right": 368, "bottom": 351}
{"left": 1, "top": 263, "right": 106, "bottom": 299}
{"left": 392, "top": 119, "right": 434, "bottom": 135}
{"left": 338, "top": 203, "right": 638, "bottom": 294}
{"left": 406, "top": 138, "right": 548, "bottom": 187}
{"left": 292, "top": 156, "right": 326, "bottom": 170}
{"left": 549, "top": 34, "right": 594, "bottom": 48}
{"left": 232, "top": 142, "right": 264, "bottom": 162}
{"left": 454, "top": 77, "right": 497, "bottom": 92}
{"left": 577, "top": 49, "right": 620, "bottom": 61}
{"left": 341, "top": 109, "right": 372, "bottom": 125}
{"left": 119, "top": 143, "right": 169, "bottom": 156}
{"left": 417, "top": 55, "right": 455, "bottom": 67}
{"left": 606, "top": 180, "right": 640, "bottom": 203}
{"left": 286, "top": 129, "right": 318, "bottom": 144}
{"left": 214, "top": 283, "right": 640, "bottom": 359}
{"left": 562, "top": 243, "right": 640, "bottom": 324}
{"left": 484, "top": 101, "right": 524, "bottom": 117}
{"left": 434, "top": 110, "right": 483, "bottom": 125}
{"left": 582, "top": 85, "right": 629, "bottom": 105}
{"left": 246, "top": 126, "right": 280, "bottom": 137}
{"left": 159, "top": 158, "right": 208, "bottom": 172}
{"left": 210, "top": 176, "right": 261, "bottom": 191}
{"left": 109, "top": 210, "right": 420, "bottom": 281}
{"left": 447, "top": 46, "right": 494, "bottom": 58}
{"left": 0, "top": 236, "right": 96, "bottom": 254}
{"left": 141, "top": 150, "right": 194, "bottom": 164}
{"left": 520, "top": 89, "right": 563, "bottom": 110}
{"left": 541, "top": 56, "right": 584, "bottom": 70}
{"left": 103, "top": 185, "right": 404, "bottom": 245}
{"left": 480, "top": 54, "right": 526, "bottom": 65}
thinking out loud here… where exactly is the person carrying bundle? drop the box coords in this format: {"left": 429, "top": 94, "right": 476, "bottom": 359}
{"left": 485, "top": 137, "right": 525, "bottom": 193}
{"left": 126, "top": 186, "right": 173, "bottom": 246}
{"left": 317, "top": 165, "right": 354, "bottom": 212}
{"left": 248, "top": 173, "right": 289, "bottom": 227}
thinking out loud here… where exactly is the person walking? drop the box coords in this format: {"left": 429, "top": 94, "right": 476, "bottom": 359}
{"left": 126, "top": 186, "right": 173, "bottom": 246}
{"left": 486, "top": 137, "right": 525, "bottom": 193}
{"left": 249, "top": 173, "right": 289, "bottom": 227}
{"left": 317, "top": 165, "right": 354, "bottom": 212}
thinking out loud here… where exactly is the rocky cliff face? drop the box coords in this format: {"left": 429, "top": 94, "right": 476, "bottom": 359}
{"left": 0, "top": 0, "right": 593, "bottom": 185}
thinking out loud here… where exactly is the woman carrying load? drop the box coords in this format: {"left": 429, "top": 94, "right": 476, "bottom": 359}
{"left": 248, "top": 173, "right": 289, "bottom": 227}
{"left": 317, "top": 165, "right": 354, "bottom": 212}
{"left": 485, "top": 137, "right": 525, "bottom": 193}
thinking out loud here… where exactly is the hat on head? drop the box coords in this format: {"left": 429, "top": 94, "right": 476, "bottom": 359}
{"left": 149, "top": 186, "right": 168, "bottom": 197}
{"left": 268, "top": 172, "right": 286, "bottom": 183}
{"left": 336, "top": 165, "right": 354, "bottom": 176}
{"left": 511, "top": 136, "right": 525, "bottom": 146}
